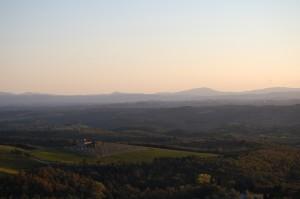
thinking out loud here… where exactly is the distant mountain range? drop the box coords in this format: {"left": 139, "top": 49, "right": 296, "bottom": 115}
{"left": 0, "top": 87, "right": 300, "bottom": 107}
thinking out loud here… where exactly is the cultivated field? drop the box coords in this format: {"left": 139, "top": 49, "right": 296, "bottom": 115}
{"left": 101, "top": 148, "right": 217, "bottom": 163}
{"left": 0, "top": 145, "right": 42, "bottom": 175}
{"left": 0, "top": 144, "right": 218, "bottom": 175}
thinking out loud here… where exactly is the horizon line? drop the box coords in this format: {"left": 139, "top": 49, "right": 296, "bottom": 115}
{"left": 1, "top": 86, "right": 299, "bottom": 96}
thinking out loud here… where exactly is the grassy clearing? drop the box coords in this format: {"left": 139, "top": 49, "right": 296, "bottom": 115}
{"left": 0, "top": 145, "right": 19, "bottom": 153}
{"left": 0, "top": 144, "right": 218, "bottom": 175}
{"left": 0, "top": 145, "right": 43, "bottom": 175}
{"left": 33, "top": 147, "right": 217, "bottom": 165}
{"left": 101, "top": 148, "right": 218, "bottom": 164}
{"left": 0, "top": 167, "right": 18, "bottom": 175}
{"left": 31, "top": 149, "right": 90, "bottom": 164}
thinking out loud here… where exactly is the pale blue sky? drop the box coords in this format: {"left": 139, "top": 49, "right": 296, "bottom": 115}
{"left": 1, "top": 0, "right": 300, "bottom": 94}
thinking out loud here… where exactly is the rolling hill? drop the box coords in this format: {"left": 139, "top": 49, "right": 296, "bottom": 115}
{"left": 0, "top": 87, "right": 300, "bottom": 107}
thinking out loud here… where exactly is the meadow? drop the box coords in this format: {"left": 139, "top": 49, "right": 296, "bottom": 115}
{"left": 0, "top": 144, "right": 217, "bottom": 175}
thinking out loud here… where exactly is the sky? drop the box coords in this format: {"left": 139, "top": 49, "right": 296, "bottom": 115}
{"left": 0, "top": 0, "right": 300, "bottom": 94}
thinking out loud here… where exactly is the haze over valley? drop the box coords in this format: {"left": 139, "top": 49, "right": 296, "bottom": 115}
{"left": 1, "top": 87, "right": 300, "bottom": 107}
{"left": 1, "top": 1, "right": 300, "bottom": 198}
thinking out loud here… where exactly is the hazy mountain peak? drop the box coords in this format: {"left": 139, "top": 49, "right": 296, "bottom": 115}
{"left": 0, "top": 86, "right": 300, "bottom": 107}
{"left": 111, "top": 92, "right": 125, "bottom": 95}
{"left": 174, "top": 87, "right": 224, "bottom": 96}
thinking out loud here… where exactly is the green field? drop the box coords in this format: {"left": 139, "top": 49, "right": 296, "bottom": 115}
{"left": 0, "top": 145, "right": 43, "bottom": 175}
{"left": 0, "top": 144, "right": 217, "bottom": 175}
{"left": 31, "top": 147, "right": 217, "bottom": 164}
{"left": 31, "top": 149, "right": 89, "bottom": 164}
{"left": 101, "top": 148, "right": 218, "bottom": 163}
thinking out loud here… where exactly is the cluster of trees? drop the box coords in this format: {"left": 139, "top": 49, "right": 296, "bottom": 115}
{"left": 1, "top": 147, "right": 300, "bottom": 198}
{"left": 0, "top": 168, "right": 106, "bottom": 199}
{"left": 58, "top": 147, "right": 300, "bottom": 198}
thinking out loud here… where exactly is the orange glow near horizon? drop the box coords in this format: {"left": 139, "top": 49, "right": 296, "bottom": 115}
{"left": 1, "top": 1, "right": 300, "bottom": 94}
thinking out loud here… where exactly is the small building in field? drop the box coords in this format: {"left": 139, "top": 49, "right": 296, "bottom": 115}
{"left": 77, "top": 138, "right": 96, "bottom": 150}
